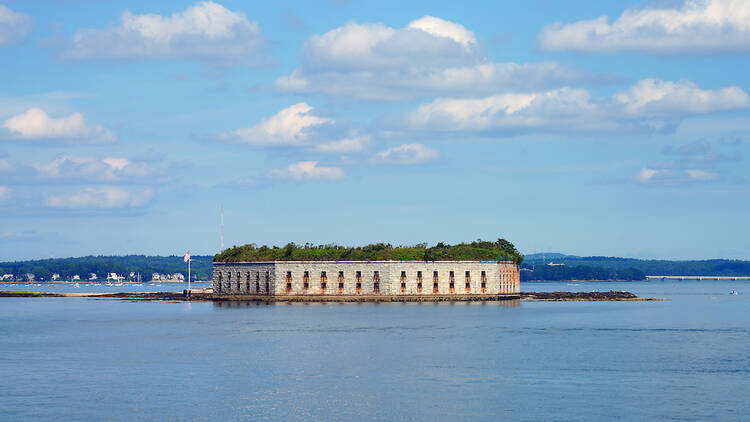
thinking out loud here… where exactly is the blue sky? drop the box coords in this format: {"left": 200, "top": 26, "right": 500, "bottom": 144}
{"left": 1, "top": 0, "right": 750, "bottom": 260}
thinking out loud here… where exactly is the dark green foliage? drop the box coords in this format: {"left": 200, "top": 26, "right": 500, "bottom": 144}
{"left": 521, "top": 265, "right": 646, "bottom": 281}
{"left": 523, "top": 256, "right": 750, "bottom": 277}
{"left": 0, "top": 255, "right": 213, "bottom": 281}
{"left": 214, "top": 239, "right": 523, "bottom": 263}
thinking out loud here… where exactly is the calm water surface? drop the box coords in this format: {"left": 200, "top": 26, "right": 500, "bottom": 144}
{"left": 0, "top": 280, "right": 748, "bottom": 421}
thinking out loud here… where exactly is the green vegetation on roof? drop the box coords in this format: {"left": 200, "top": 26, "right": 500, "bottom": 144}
{"left": 213, "top": 239, "right": 523, "bottom": 263}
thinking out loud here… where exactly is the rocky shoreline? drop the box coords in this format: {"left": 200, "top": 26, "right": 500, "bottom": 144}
{"left": 0, "top": 290, "right": 658, "bottom": 301}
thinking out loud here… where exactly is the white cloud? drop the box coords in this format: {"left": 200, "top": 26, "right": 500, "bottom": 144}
{"left": 61, "top": 1, "right": 265, "bottom": 63}
{"left": 538, "top": 0, "right": 750, "bottom": 53}
{"left": 275, "top": 17, "right": 598, "bottom": 100}
{"left": 401, "top": 79, "right": 750, "bottom": 136}
{"left": 629, "top": 139, "right": 737, "bottom": 186}
{"left": 219, "top": 103, "right": 332, "bottom": 146}
{"left": 33, "top": 155, "right": 153, "bottom": 182}
{"left": 374, "top": 143, "right": 439, "bottom": 164}
{"left": 0, "top": 185, "right": 9, "bottom": 200}
{"left": 408, "top": 16, "right": 477, "bottom": 49}
{"left": 316, "top": 136, "right": 370, "bottom": 153}
{"left": 0, "top": 4, "right": 31, "bottom": 47}
{"left": 1, "top": 108, "right": 115, "bottom": 142}
{"left": 45, "top": 187, "right": 154, "bottom": 209}
{"left": 634, "top": 167, "right": 719, "bottom": 185}
{"left": 613, "top": 79, "right": 750, "bottom": 116}
{"left": 269, "top": 161, "right": 344, "bottom": 181}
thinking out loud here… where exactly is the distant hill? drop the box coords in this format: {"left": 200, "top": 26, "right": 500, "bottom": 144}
{"left": 3, "top": 252, "right": 749, "bottom": 283}
{"left": 522, "top": 253, "right": 750, "bottom": 279}
{"left": 0, "top": 255, "right": 213, "bottom": 281}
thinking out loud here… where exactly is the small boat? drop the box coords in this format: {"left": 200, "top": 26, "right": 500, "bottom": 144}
{"left": 730, "top": 290, "right": 739, "bottom": 295}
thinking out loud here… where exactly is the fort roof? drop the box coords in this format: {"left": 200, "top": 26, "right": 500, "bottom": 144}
{"left": 214, "top": 239, "right": 523, "bottom": 264}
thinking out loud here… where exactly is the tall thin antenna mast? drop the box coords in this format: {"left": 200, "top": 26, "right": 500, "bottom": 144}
{"left": 220, "top": 204, "right": 225, "bottom": 251}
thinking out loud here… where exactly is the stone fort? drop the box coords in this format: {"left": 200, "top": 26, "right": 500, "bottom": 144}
{"left": 213, "top": 260, "right": 520, "bottom": 297}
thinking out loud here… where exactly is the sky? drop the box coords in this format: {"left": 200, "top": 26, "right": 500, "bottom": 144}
{"left": 1, "top": 0, "right": 750, "bottom": 261}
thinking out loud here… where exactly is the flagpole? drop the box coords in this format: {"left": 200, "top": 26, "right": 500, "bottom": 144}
{"left": 188, "top": 258, "right": 191, "bottom": 292}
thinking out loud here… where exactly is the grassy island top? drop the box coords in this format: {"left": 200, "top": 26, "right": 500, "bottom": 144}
{"left": 214, "top": 239, "right": 523, "bottom": 264}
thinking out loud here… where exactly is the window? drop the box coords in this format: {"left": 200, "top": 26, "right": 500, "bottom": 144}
{"left": 338, "top": 271, "right": 344, "bottom": 292}
{"left": 246, "top": 281, "right": 250, "bottom": 292}
{"left": 227, "top": 272, "right": 232, "bottom": 282}
{"left": 303, "top": 271, "right": 309, "bottom": 290}
{"left": 449, "top": 271, "right": 455, "bottom": 293}
{"left": 356, "top": 271, "right": 362, "bottom": 293}
{"left": 481, "top": 270, "right": 487, "bottom": 293}
{"left": 400, "top": 271, "right": 406, "bottom": 293}
{"left": 286, "top": 271, "right": 292, "bottom": 293}
{"left": 465, "top": 271, "right": 471, "bottom": 293}
{"left": 321, "top": 271, "right": 327, "bottom": 291}
{"left": 433, "top": 271, "right": 439, "bottom": 293}
{"left": 417, "top": 271, "right": 423, "bottom": 293}
{"left": 373, "top": 271, "right": 380, "bottom": 294}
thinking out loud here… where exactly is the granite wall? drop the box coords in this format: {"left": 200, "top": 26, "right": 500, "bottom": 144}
{"left": 213, "top": 261, "right": 519, "bottom": 296}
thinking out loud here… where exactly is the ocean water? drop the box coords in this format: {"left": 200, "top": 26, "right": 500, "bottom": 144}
{"left": 0, "top": 280, "right": 747, "bottom": 421}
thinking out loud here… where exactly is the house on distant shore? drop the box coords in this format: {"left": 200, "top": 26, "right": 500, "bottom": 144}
{"left": 72, "top": 275, "right": 81, "bottom": 281}
{"left": 51, "top": 273, "right": 61, "bottom": 281}
{"left": 1, "top": 274, "right": 13, "bottom": 281}
{"left": 89, "top": 273, "right": 98, "bottom": 281}
{"left": 24, "top": 273, "right": 36, "bottom": 282}
{"left": 107, "top": 273, "right": 124, "bottom": 281}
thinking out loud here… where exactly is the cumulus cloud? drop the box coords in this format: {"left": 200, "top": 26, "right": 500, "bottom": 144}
{"left": 0, "top": 4, "right": 31, "bottom": 47}
{"left": 1, "top": 108, "right": 115, "bottom": 143}
{"left": 275, "top": 17, "right": 600, "bottom": 100}
{"left": 630, "top": 139, "right": 740, "bottom": 186}
{"left": 400, "top": 79, "right": 750, "bottom": 136}
{"left": 634, "top": 168, "right": 719, "bottom": 185}
{"left": 32, "top": 155, "right": 155, "bottom": 183}
{"left": 316, "top": 136, "right": 370, "bottom": 153}
{"left": 374, "top": 143, "right": 439, "bottom": 164}
{"left": 45, "top": 187, "right": 154, "bottom": 209}
{"left": 218, "top": 103, "right": 332, "bottom": 146}
{"left": 268, "top": 161, "right": 344, "bottom": 181}
{"left": 60, "top": 1, "right": 266, "bottom": 63}
{"left": 538, "top": 0, "right": 750, "bottom": 53}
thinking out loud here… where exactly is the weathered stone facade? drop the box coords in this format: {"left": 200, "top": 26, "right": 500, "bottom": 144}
{"left": 213, "top": 261, "right": 519, "bottom": 296}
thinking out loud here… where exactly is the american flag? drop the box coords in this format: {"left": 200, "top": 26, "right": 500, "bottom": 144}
{"left": 184, "top": 251, "right": 190, "bottom": 263}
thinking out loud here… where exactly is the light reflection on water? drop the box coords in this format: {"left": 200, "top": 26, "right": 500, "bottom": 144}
{"left": 0, "top": 279, "right": 747, "bottom": 421}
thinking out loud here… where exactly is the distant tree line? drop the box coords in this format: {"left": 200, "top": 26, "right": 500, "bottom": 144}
{"left": 521, "top": 265, "right": 646, "bottom": 281}
{"left": 0, "top": 255, "right": 213, "bottom": 281}
{"left": 523, "top": 257, "right": 750, "bottom": 277}
{"left": 214, "top": 239, "right": 524, "bottom": 263}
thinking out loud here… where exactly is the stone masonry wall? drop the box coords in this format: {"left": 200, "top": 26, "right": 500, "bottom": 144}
{"left": 213, "top": 261, "right": 519, "bottom": 296}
